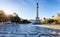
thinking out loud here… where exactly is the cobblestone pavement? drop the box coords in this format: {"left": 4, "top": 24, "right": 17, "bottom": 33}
{"left": 0, "top": 23, "right": 60, "bottom": 37}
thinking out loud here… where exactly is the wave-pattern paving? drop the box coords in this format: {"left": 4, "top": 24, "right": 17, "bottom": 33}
{"left": 0, "top": 24, "right": 60, "bottom": 37}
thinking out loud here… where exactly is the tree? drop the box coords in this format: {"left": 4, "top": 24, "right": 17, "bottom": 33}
{"left": 42, "top": 18, "right": 48, "bottom": 24}
{"left": 0, "top": 10, "right": 31, "bottom": 24}
{"left": 47, "top": 19, "right": 55, "bottom": 24}
{"left": 0, "top": 10, "right": 6, "bottom": 22}
{"left": 10, "top": 15, "right": 21, "bottom": 23}
{"left": 43, "top": 18, "right": 46, "bottom": 20}
{"left": 21, "top": 19, "right": 31, "bottom": 24}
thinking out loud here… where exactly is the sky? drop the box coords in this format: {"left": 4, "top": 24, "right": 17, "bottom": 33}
{"left": 0, "top": 0, "right": 60, "bottom": 20}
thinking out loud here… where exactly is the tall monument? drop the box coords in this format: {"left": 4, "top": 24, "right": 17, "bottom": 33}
{"left": 36, "top": 2, "right": 39, "bottom": 21}
{"left": 33, "top": 1, "right": 41, "bottom": 24}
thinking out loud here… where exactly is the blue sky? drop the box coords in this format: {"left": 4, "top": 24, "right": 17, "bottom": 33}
{"left": 0, "top": 0, "right": 60, "bottom": 20}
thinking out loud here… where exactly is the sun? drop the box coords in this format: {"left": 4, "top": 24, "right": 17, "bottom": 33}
{"left": 4, "top": 10, "right": 13, "bottom": 15}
